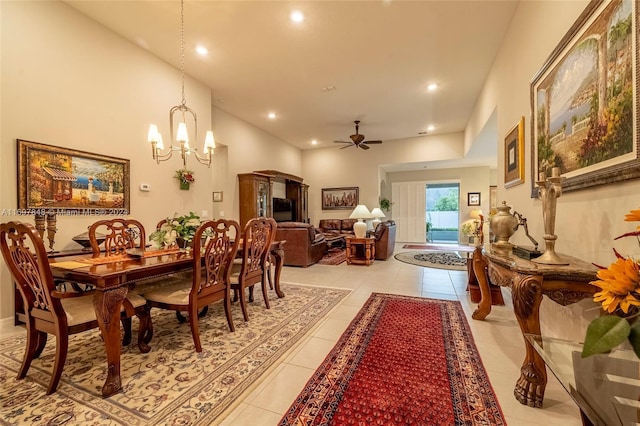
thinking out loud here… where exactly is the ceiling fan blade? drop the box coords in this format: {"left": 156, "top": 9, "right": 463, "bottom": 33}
{"left": 334, "top": 140, "right": 351, "bottom": 144}
{"left": 363, "top": 140, "right": 382, "bottom": 144}
{"left": 340, "top": 144, "right": 353, "bottom": 149}
{"left": 359, "top": 144, "right": 370, "bottom": 150}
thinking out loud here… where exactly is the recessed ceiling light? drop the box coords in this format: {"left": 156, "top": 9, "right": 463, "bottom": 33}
{"left": 311, "top": 139, "right": 318, "bottom": 145}
{"left": 195, "top": 45, "right": 208, "bottom": 55}
{"left": 268, "top": 112, "right": 277, "bottom": 120}
{"left": 427, "top": 83, "right": 438, "bottom": 92}
{"left": 427, "top": 125, "right": 435, "bottom": 131}
{"left": 290, "top": 11, "right": 304, "bottom": 23}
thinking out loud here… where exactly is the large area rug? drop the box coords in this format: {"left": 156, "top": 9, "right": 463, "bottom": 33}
{"left": 279, "top": 293, "right": 506, "bottom": 425}
{"left": 394, "top": 250, "right": 468, "bottom": 270}
{"left": 0, "top": 284, "right": 350, "bottom": 426}
{"left": 317, "top": 247, "right": 347, "bottom": 265}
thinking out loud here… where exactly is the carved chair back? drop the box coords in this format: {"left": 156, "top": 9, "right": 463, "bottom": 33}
{"left": 88, "top": 218, "right": 146, "bottom": 257}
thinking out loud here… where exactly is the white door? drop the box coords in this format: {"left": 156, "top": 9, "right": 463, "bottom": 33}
{"left": 392, "top": 181, "right": 427, "bottom": 242}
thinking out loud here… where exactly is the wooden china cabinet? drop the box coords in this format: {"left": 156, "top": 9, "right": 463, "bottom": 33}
{"left": 238, "top": 170, "right": 308, "bottom": 229}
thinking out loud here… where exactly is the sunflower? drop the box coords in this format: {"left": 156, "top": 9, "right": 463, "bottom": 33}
{"left": 625, "top": 208, "right": 640, "bottom": 229}
{"left": 591, "top": 257, "right": 640, "bottom": 314}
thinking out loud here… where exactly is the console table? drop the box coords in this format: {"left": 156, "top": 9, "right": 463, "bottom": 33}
{"left": 471, "top": 246, "right": 598, "bottom": 408}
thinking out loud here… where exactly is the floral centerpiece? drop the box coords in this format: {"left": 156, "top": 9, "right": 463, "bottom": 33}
{"left": 175, "top": 168, "right": 195, "bottom": 190}
{"left": 149, "top": 211, "right": 203, "bottom": 250}
{"left": 582, "top": 208, "right": 640, "bottom": 358}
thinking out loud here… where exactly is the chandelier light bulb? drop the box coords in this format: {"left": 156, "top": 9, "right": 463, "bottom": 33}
{"left": 156, "top": 133, "right": 164, "bottom": 150}
{"left": 148, "top": 124, "right": 159, "bottom": 142}
{"left": 176, "top": 122, "right": 189, "bottom": 144}
{"left": 204, "top": 131, "right": 216, "bottom": 150}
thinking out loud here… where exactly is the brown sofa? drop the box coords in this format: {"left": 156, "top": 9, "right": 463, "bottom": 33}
{"left": 317, "top": 219, "right": 358, "bottom": 237}
{"left": 275, "top": 222, "right": 327, "bottom": 267}
{"left": 372, "top": 220, "right": 396, "bottom": 260}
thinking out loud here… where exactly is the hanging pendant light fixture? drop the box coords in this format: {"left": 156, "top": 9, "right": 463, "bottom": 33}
{"left": 147, "top": 0, "right": 215, "bottom": 167}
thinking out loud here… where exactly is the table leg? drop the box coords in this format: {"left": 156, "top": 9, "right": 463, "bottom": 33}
{"left": 471, "top": 247, "right": 492, "bottom": 320}
{"left": 511, "top": 272, "right": 546, "bottom": 408}
{"left": 271, "top": 246, "right": 285, "bottom": 298}
{"left": 93, "top": 285, "right": 127, "bottom": 397}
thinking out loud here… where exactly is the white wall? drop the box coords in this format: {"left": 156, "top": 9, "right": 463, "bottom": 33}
{"left": 0, "top": 1, "right": 302, "bottom": 320}
{"left": 303, "top": 132, "right": 466, "bottom": 223}
{"left": 467, "top": 0, "right": 640, "bottom": 341}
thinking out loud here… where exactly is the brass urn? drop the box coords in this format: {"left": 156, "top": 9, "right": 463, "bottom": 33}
{"left": 490, "top": 201, "right": 518, "bottom": 257}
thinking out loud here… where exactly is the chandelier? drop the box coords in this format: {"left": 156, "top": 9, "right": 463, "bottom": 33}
{"left": 147, "top": 0, "right": 215, "bottom": 167}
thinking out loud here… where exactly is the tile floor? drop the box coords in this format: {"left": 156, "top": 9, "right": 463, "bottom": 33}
{"left": 219, "top": 244, "right": 583, "bottom": 425}
{"left": 0, "top": 244, "right": 583, "bottom": 425}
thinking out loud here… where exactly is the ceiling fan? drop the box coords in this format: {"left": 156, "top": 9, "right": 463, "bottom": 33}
{"left": 334, "top": 120, "right": 383, "bottom": 150}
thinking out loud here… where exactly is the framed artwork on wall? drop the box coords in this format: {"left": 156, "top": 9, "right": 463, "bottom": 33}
{"left": 505, "top": 117, "right": 525, "bottom": 188}
{"left": 467, "top": 192, "right": 481, "bottom": 206}
{"left": 530, "top": 0, "right": 640, "bottom": 196}
{"left": 489, "top": 185, "right": 497, "bottom": 211}
{"left": 321, "top": 187, "right": 359, "bottom": 210}
{"left": 17, "top": 139, "right": 130, "bottom": 214}
{"left": 212, "top": 191, "right": 223, "bottom": 202}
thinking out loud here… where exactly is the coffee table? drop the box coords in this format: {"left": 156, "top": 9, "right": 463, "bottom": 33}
{"left": 325, "top": 234, "right": 345, "bottom": 248}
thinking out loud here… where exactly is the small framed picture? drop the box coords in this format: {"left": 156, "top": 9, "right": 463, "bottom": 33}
{"left": 212, "top": 191, "right": 223, "bottom": 202}
{"left": 467, "top": 192, "right": 481, "bottom": 206}
{"left": 504, "top": 116, "right": 524, "bottom": 188}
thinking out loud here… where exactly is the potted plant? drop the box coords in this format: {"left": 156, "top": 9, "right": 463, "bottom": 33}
{"left": 149, "top": 211, "right": 203, "bottom": 249}
{"left": 461, "top": 220, "right": 476, "bottom": 244}
{"left": 380, "top": 198, "right": 393, "bottom": 212}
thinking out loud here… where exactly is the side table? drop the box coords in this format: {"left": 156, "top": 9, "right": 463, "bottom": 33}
{"left": 345, "top": 237, "right": 375, "bottom": 266}
{"left": 471, "top": 246, "right": 598, "bottom": 408}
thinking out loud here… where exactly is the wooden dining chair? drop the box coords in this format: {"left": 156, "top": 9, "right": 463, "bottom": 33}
{"left": 87, "top": 217, "right": 150, "bottom": 343}
{"left": 0, "top": 221, "right": 152, "bottom": 394}
{"left": 143, "top": 219, "right": 240, "bottom": 352}
{"left": 88, "top": 218, "right": 146, "bottom": 258}
{"left": 230, "top": 217, "right": 277, "bottom": 322}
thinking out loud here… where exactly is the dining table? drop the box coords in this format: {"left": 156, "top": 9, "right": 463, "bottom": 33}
{"left": 47, "top": 240, "right": 285, "bottom": 397}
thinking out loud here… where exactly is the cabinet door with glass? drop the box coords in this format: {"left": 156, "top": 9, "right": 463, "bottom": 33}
{"left": 238, "top": 173, "right": 272, "bottom": 229}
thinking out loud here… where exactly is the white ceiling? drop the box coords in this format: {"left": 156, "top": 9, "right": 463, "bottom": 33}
{"left": 64, "top": 0, "right": 518, "bottom": 170}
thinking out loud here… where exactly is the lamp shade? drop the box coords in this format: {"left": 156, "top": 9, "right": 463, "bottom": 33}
{"left": 349, "top": 205, "right": 372, "bottom": 220}
{"left": 370, "top": 207, "right": 386, "bottom": 219}
{"left": 469, "top": 209, "right": 484, "bottom": 220}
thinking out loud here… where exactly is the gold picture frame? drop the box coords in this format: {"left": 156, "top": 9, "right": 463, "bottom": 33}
{"left": 530, "top": 0, "right": 639, "bottom": 195}
{"left": 504, "top": 117, "right": 525, "bottom": 188}
{"left": 17, "top": 139, "right": 130, "bottom": 214}
{"left": 212, "top": 191, "right": 223, "bottom": 202}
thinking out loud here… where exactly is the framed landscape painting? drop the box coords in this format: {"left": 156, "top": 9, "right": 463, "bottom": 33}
{"left": 17, "top": 139, "right": 130, "bottom": 214}
{"left": 530, "top": 0, "right": 640, "bottom": 196}
{"left": 322, "top": 187, "right": 359, "bottom": 210}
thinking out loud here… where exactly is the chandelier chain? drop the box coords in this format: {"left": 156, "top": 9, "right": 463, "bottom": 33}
{"left": 180, "top": 0, "right": 186, "bottom": 107}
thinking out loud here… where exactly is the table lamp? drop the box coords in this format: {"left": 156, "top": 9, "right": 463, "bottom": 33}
{"left": 370, "top": 207, "right": 386, "bottom": 230}
{"left": 349, "top": 204, "right": 373, "bottom": 238}
{"left": 469, "top": 209, "right": 484, "bottom": 244}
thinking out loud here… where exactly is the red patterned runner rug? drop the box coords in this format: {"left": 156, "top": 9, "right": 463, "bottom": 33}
{"left": 280, "top": 293, "right": 506, "bottom": 425}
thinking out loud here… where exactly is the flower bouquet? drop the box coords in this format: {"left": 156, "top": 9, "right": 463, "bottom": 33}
{"left": 175, "top": 169, "right": 195, "bottom": 190}
{"left": 582, "top": 208, "right": 640, "bottom": 358}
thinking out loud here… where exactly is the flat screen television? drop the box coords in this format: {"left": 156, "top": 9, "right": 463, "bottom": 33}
{"left": 272, "top": 198, "right": 294, "bottom": 222}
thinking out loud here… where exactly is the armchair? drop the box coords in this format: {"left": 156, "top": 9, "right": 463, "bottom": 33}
{"left": 372, "top": 220, "right": 396, "bottom": 260}
{"left": 275, "top": 222, "right": 327, "bottom": 267}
